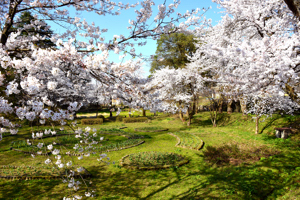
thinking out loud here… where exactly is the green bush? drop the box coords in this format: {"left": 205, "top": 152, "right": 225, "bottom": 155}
{"left": 123, "top": 117, "right": 148, "bottom": 123}
{"left": 81, "top": 118, "right": 103, "bottom": 125}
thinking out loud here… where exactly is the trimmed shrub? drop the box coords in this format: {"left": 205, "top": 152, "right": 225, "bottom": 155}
{"left": 81, "top": 118, "right": 103, "bottom": 125}
{"left": 116, "top": 116, "right": 124, "bottom": 122}
{"left": 123, "top": 117, "right": 148, "bottom": 123}
{"left": 97, "top": 115, "right": 105, "bottom": 119}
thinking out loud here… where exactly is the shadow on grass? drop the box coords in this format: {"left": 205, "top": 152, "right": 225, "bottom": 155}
{"left": 191, "top": 118, "right": 212, "bottom": 127}
{"left": 173, "top": 151, "right": 300, "bottom": 200}
{"left": 0, "top": 179, "right": 63, "bottom": 199}
{"left": 259, "top": 115, "right": 282, "bottom": 134}
{"left": 89, "top": 144, "right": 300, "bottom": 200}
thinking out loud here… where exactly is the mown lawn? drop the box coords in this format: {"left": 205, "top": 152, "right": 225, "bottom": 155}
{"left": 1, "top": 112, "right": 300, "bottom": 199}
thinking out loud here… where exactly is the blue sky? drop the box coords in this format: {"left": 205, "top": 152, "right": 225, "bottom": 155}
{"left": 49, "top": 0, "right": 224, "bottom": 77}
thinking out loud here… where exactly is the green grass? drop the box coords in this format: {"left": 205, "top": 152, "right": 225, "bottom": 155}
{"left": 1, "top": 112, "right": 300, "bottom": 199}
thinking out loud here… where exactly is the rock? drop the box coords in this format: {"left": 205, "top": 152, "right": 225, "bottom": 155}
{"left": 281, "top": 130, "right": 289, "bottom": 139}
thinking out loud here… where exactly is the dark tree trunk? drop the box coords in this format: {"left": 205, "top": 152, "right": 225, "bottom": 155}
{"left": 227, "top": 100, "right": 233, "bottom": 114}
{"left": 128, "top": 108, "right": 131, "bottom": 118}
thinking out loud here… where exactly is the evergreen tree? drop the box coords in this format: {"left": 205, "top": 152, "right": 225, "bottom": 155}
{"left": 150, "top": 32, "right": 197, "bottom": 73}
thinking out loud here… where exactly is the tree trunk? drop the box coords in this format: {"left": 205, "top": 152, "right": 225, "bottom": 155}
{"left": 240, "top": 98, "right": 247, "bottom": 115}
{"left": 179, "top": 110, "right": 185, "bottom": 122}
{"left": 213, "top": 110, "right": 217, "bottom": 127}
{"left": 142, "top": 108, "right": 146, "bottom": 117}
{"left": 218, "top": 100, "right": 223, "bottom": 113}
{"left": 195, "top": 100, "right": 198, "bottom": 114}
{"left": 128, "top": 108, "right": 131, "bottom": 118}
{"left": 96, "top": 104, "right": 99, "bottom": 117}
{"left": 227, "top": 100, "right": 233, "bottom": 114}
{"left": 235, "top": 100, "right": 241, "bottom": 112}
{"left": 187, "top": 97, "right": 197, "bottom": 126}
{"left": 255, "top": 115, "right": 260, "bottom": 134}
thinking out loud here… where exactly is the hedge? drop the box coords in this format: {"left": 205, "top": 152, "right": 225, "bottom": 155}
{"left": 81, "top": 118, "right": 103, "bottom": 125}
{"left": 123, "top": 117, "right": 148, "bottom": 123}
{"left": 116, "top": 116, "right": 124, "bottom": 122}
{"left": 97, "top": 115, "right": 105, "bottom": 119}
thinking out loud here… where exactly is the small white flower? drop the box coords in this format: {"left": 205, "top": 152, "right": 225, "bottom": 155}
{"left": 78, "top": 156, "right": 83, "bottom": 160}
{"left": 45, "top": 158, "right": 51, "bottom": 164}
{"left": 66, "top": 161, "right": 72, "bottom": 167}
{"left": 58, "top": 163, "right": 64, "bottom": 168}
{"left": 77, "top": 167, "right": 84, "bottom": 173}
{"left": 44, "top": 129, "right": 51, "bottom": 135}
{"left": 93, "top": 128, "right": 97, "bottom": 132}
{"left": 55, "top": 155, "right": 61, "bottom": 160}
{"left": 100, "top": 137, "right": 104, "bottom": 141}
{"left": 68, "top": 183, "right": 74, "bottom": 188}
{"left": 31, "top": 154, "right": 35, "bottom": 158}
{"left": 51, "top": 131, "right": 56, "bottom": 135}
{"left": 56, "top": 159, "right": 62, "bottom": 165}
{"left": 10, "top": 129, "right": 18, "bottom": 135}
{"left": 27, "top": 139, "right": 31, "bottom": 145}
{"left": 85, "top": 127, "right": 91, "bottom": 132}
{"left": 74, "top": 195, "right": 82, "bottom": 199}
{"left": 37, "top": 143, "right": 43, "bottom": 148}
{"left": 52, "top": 149, "right": 60, "bottom": 155}
{"left": 100, "top": 153, "right": 107, "bottom": 158}
{"left": 85, "top": 192, "right": 91, "bottom": 197}
{"left": 93, "top": 133, "right": 97, "bottom": 137}
{"left": 47, "top": 144, "right": 53, "bottom": 150}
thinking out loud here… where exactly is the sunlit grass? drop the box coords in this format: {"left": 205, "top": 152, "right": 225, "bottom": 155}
{"left": 1, "top": 111, "right": 300, "bottom": 199}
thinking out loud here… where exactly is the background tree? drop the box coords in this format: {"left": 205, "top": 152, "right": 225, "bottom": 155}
{"left": 150, "top": 32, "right": 197, "bottom": 73}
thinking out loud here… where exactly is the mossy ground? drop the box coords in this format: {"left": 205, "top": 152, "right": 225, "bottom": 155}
{"left": 1, "top": 111, "right": 300, "bottom": 199}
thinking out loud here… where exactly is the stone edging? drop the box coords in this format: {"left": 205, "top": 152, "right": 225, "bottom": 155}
{"left": 120, "top": 154, "right": 189, "bottom": 170}
{"left": 66, "top": 140, "right": 145, "bottom": 156}
{"left": 134, "top": 128, "right": 169, "bottom": 132}
{"left": 119, "top": 127, "right": 127, "bottom": 129}
{"left": 167, "top": 133, "right": 204, "bottom": 151}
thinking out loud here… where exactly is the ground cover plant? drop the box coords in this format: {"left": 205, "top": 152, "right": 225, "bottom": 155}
{"left": 1, "top": 112, "right": 300, "bottom": 199}
{"left": 91, "top": 139, "right": 144, "bottom": 153}
{"left": 170, "top": 131, "right": 204, "bottom": 150}
{"left": 121, "top": 151, "right": 189, "bottom": 169}
{"left": 0, "top": 165, "right": 91, "bottom": 180}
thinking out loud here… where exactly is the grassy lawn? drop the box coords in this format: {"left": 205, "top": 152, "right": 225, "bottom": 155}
{"left": 1, "top": 112, "right": 300, "bottom": 199}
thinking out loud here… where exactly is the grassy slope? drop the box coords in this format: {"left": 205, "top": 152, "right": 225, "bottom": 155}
{"left": 0, "top": 112, "right": 300, "bottom": 199}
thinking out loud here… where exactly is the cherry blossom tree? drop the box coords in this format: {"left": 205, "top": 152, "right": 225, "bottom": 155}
{"left": 0, "top": 0, "right": 209, "bottom": 198}
{"left": 147, "top": 64, "right": 205, "bottom": 126}
{"left": 186, "top": 0, "right": 300, "bottom": 133}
